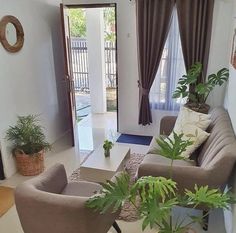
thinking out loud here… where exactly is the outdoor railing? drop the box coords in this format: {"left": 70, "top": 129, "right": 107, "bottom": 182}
{"left": 71, "top": 38, "right": 117, "bottom": 93}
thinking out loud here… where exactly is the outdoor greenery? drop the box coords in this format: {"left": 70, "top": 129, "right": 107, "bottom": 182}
{"left": 69, "top": 8, "right": 116, "bottom": 42}
{"left": 172, "top": 62, "right": 229, "bottom": 104}
{"left": 69, "top": 9, "right": 86, "bottom": 38}
{"left": 87, "top": 132, "right": 234, "bottom": 233}
{"left": 6, "top": 115, "right": 51, "bottom": 155}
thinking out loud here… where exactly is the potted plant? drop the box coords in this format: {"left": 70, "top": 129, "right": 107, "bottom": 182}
{"left": 6, "top": 115, "right": 51, "bottom": 176}
{"left": 87, "top": 133, "right": 234, "bottom": 233}
{"left": 103, "top": 140, "right": 114, "bottom": 157}
{"left": 172, "top": 62, "right": 229, "bottom": 113}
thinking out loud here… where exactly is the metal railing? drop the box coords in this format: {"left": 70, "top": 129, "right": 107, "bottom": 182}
{"left": 71, "top": 38, "right": 117, "bottom": 93}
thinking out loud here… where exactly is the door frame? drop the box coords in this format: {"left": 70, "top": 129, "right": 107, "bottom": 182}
{"left": 64, "top": 3, "right": 119, "bottom": 132}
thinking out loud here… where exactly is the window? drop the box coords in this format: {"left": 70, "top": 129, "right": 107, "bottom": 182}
{"left": 149, "top": 8, "right": 186, "bottom": 111}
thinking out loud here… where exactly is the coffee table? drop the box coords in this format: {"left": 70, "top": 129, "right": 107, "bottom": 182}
{"left": 80, "top": 144, "right": 130, "bottom": 183}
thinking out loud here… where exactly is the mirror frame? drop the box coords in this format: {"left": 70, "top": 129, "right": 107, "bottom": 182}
{"left": 0, "top": 15, "right": 24, "bottom": 53}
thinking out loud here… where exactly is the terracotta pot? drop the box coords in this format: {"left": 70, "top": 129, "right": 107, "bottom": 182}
{"left": 184, "top": 102, "right": 210, "bottom": 114}
{"left": 14, "top": 149, "right": 45, "bottom": 176}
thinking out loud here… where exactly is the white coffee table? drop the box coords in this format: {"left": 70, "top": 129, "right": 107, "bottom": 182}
{"left": 80, "top": 144, "right": 130, "bottom": 183}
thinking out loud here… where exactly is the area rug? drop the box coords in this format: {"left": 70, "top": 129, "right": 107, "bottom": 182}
{"left": 69, "top": 153, "right": 145, "bottom": 221}
{"left": 116, "top": 134, "right": 152, "bottom": 146}
{"left": 0, "top": 186, "right": 14, "bottom": 217}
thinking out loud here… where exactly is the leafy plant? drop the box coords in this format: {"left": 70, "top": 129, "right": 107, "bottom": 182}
{"left": 6, "top": 115, "right": 51, "bottom": 155}
{"left": 103, "top": 140, "right": 113, "bottom": 151}
{"left": 86, "top": 133, "right": 234, "bottom": 233}
{"left": 173, "top": 62, "right": 229, "bottom": 104}
{"left": 69, "top": 9, "right": 86, "bottom": 38}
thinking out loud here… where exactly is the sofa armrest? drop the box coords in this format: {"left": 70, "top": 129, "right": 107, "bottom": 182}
{"left": 160, "top": 116, "right": 177, "bottom": 135}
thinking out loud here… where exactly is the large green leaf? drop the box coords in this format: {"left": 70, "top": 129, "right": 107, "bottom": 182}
{"left": 140, "top": 197, "right": 178, "bottom": 230}
{"left": 185, "top": 185, "right": 232, "bottom": 209}
{"left": 153, "top": 132, "right": 193, "bottom": 161}
{"left": 185, "top": 63, "right": 202, "bottom": 84}
{"left": 208, "top": 68, "right": 229, "bottom": 86}
{"left": 132, "top": 176, "right": 177, "bottom": 202}
{"left": 86, "top": 173, "right": 131, "bottom": 213}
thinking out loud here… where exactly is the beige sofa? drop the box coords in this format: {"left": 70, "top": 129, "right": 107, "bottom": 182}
{"left": 137, "top": 107, "right": 236, "bottom": 192}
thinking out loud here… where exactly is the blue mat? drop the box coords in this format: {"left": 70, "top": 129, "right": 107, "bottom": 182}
{"left": 116, "top": 134, "right": 153, "bottom": 146}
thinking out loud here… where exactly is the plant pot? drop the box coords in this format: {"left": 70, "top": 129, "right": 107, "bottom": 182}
{"left": 14, "top": 149, "right": 45, "bottom": 176}
{"left": 184, "top": 102, "right": 210, "bottom": 114}
{"left": 104, "top": 149, "right": 110, "bottom": 158}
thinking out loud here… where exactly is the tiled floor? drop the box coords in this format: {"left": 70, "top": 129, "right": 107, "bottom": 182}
{"left": 0, "top": 113, "right": 227, "bottom": 233}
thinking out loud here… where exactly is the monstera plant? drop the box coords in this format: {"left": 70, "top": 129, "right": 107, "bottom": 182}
{"left": 172, "top": 62, "right": 229, "bottom": 113}
{"left": 86, "top": 133, "right": 234, "bottom": 233}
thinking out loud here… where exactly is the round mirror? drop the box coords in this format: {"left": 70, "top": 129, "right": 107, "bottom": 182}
{"left": 5, "top": 23, "right": 17, "bottom": 46}
{"left": 0, "top": 15, "right": 24, "bottom": 53}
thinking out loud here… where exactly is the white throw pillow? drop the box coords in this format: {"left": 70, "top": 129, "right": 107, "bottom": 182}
{"left": 174, "top": 106, "right": 211, "bottom": 132}
{"left": 167, "top": 125, "right": 210, "bottom": 158}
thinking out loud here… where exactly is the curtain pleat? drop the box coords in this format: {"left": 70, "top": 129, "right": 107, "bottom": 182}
{"left": 176, "top": 0, "right": 215, "bottom": 85}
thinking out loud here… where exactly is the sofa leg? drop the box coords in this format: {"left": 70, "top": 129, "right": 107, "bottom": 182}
{"left": 202, "top": 211, "right": 209, "bottom": 231}
{"left": 113, "top": 221, "right": 121, "bottom": 233}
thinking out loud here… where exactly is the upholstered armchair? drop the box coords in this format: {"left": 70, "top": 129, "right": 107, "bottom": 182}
{"left": 15, "top": 163, "right": 121, "bottom": 233}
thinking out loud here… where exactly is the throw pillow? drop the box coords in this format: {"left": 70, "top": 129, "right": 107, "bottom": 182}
{"left": 174, "top": 106, "right": 211, "bottom": 132}
{"left": 168, "top": 125, "right": 210, "bottom": 158}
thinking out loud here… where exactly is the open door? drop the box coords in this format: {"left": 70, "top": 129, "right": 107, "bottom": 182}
{"left": 60, "top": 4, "right": 76, "bottom": 146}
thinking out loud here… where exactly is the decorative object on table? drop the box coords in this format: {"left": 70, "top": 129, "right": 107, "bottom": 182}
{"left": 116, "top": 133, "right": 153, "bottom": 146}
{"left": 172, "top": 62, "right": 229, "bottom": 113}
{"left": 0, "top": 15, "right": 24, "bottom": 53}
{"left": 103, "top": 140, "right": 113, "bottom": 157}
{"left": 6, "top": 115, "right": 51, "bottom": 176}
{"left": 87, "top": 133, "right": 235, "bottom": 233}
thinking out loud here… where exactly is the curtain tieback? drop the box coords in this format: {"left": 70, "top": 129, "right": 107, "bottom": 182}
{"left": 140, "top": 87, "right": 150, "bottom": 96}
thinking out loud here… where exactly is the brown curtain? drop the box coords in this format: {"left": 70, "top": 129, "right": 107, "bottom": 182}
{"left": 176, "top": 0, "right": 215, "bottom": 85}
{"left": 137, "top": 0, "right": 175, "bottom": 126}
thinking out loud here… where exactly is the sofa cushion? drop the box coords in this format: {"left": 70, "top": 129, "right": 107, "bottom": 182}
{"left": 174, "top": 106, "right": 212, "bottom": 131}
{"left": 142, "top": 154, "right": 196, "bottom": 167}
{"left": 168, "top": 124, "right": 210, "bottom": 158}
{"left": 147, "top": 136, "right": 166, "bottom": 154}
{"left": 62, "top": 181, "right": 101, "bottom": 197}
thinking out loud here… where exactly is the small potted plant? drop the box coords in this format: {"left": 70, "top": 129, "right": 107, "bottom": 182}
{"left": 6, "top": 115, "right": 51, "bottom": 176}
{"left": 103, "top": 140, "right": 113, "bottom": 157}
{"left": 172, "top": 62, "right": 229, "bottom": 113}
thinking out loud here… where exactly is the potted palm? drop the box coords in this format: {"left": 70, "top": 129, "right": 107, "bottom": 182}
{"left": 6, "top": 115, "right": 51, "bottom": 176}
{"left": 87, "top": 133, "right": 234, "bottom": 233}
{"left": 172, "top": 63, "right": 229, "bottom": 113}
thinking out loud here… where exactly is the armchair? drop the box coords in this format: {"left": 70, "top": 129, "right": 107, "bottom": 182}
{"left": 15, "top": 163, "right": 121, "bottom": 233}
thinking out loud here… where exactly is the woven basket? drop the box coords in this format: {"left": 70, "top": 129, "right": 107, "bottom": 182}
{"left": 14, "top": 149, "right": 45, "bottom": 176}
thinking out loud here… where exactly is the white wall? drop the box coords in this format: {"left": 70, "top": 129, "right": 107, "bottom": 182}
{"left": 224, "top": 1, "right": 236, "bottom": 233}
{"left": 62, "top": 0, "right": 235, "bottom": 137}
{"left": 207, "top": 0, "right": 234, "bottom": 108}
{"left": 0, "top": 0, "right": 70, "bottom": 177}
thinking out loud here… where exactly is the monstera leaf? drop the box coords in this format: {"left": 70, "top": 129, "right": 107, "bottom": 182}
{"left": 208, "top": 68, "right": 229, "bottom": 86}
